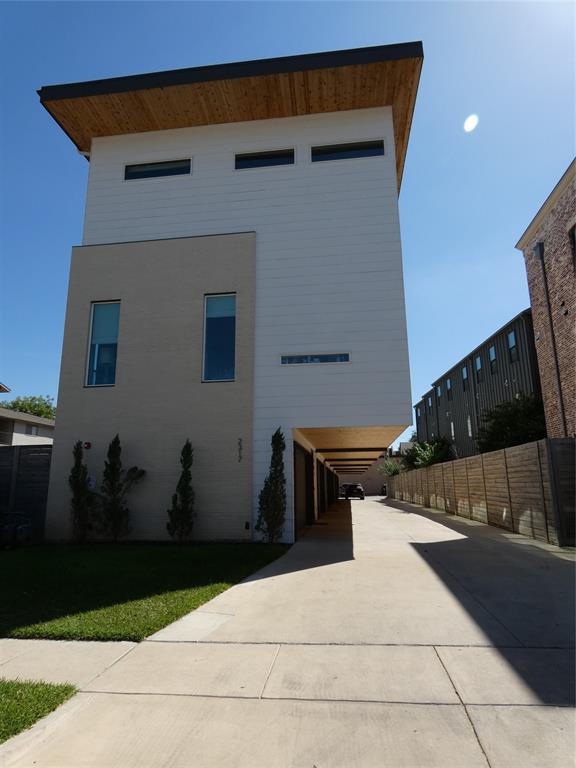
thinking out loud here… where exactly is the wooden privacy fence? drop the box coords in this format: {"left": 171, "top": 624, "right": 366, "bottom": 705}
{"left": 388, "top": 439, "right": 575, "bottom": 547}
{"left": 0, "top": 445, "right": 52, "bottom": 541}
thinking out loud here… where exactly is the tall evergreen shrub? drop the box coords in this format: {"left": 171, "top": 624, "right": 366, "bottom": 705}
{"left": 256, "top": 428, "right": 286, "bottom": 543}
{"left": 167, "top": 439, "right": 195, "bottom": 542}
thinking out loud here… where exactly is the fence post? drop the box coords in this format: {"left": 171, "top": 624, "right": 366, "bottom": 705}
{"left": 8, "top": 446, "right": 20, "bottom": 512}
{"left": 536, "top": 439, "right": 551, "bottom": 544}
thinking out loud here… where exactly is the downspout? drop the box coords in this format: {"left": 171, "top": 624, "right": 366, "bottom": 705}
{"left": 534, "top": 242, "right": 567, "bottom": 437}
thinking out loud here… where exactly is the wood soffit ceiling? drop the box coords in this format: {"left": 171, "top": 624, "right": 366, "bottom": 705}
{"left": 38, "top": 42, "right": 423, "bottom": 189}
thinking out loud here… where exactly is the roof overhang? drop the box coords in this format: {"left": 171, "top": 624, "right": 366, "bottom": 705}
{"left": 515, "top": 159, "right": 575, "bottom": 251}
{"left": 38, "top": 42, "right": 423, "bottom": 189}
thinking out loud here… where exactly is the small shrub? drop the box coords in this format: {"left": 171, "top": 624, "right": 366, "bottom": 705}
{"left": 403, "top": 437, "right": 453, "bottom": 470}
{"left": 96, "top": 435, "right": 146, "bottom": 541}
{"left": 255, "top": 428, "right": 286, "bottom": 543}
{"left": 167, "top": 439, "right": 195, "bottom": 543}
{"left": 68, "top": 441, "right": 94, "bottom": 543}
{"left": 380, "top": 459, "right": 401, "bottom": 476}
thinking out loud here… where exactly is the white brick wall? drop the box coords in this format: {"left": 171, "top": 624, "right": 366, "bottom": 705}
{"left": 83, "top": 107, "right": 411, "bottom": 541}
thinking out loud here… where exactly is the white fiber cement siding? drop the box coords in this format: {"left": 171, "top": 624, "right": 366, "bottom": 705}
{"left": 82, "top": 108, "right": 411, "bottom": 541}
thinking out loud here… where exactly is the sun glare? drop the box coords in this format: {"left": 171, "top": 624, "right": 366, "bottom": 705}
{"left": 464, "top": 114, "right": 479, "bottom": 133}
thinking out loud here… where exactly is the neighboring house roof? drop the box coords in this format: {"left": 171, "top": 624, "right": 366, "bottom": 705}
{"left": 0, "top": 407, "right": 55, "bottom": 428}
{"left": 37, "top": 41, "right": 423, "bottom": 189}
{"left": 516, "top": 158, "right": 576, "bottom": 250}
{"left": 0, "top": 383, "right": 10, "bottom": 393}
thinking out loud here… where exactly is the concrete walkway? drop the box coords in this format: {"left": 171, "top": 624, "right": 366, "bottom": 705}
{"left": 1, "top": 498, "right": 574, "bottom": 767}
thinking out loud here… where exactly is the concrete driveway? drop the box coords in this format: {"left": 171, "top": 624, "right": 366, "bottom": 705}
{"left": 2, "top": 498, "right": 575, "bottom": 767}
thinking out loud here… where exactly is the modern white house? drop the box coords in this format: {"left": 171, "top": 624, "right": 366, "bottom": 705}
{"left": 40, "top": 42, "right": 423, "bottom": 542}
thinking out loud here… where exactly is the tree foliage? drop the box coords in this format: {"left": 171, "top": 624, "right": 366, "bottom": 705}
{"left": 255, "top": 428, "right": 286, "bottom": 543}
{"left": 96, "top": 435, "right": 146, "bottom": 542}
{"left": 403, "top": 437, "right": 453, "bottom": 470}
{"left": 68, "top": 441, "right": 94, "bottom": 543}
{"left": 380, "top": 459, "right": 401, "bottom": 477}
{"left": 476, "top": 394, "right": 546, "bottom": 453}
{"left": 167, "top": 440, "right": 195, "bottom": 543}
{"left": 1, "top": 395, "right": 55, "bottom": 419}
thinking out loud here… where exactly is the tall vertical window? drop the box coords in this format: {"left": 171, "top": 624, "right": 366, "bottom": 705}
{"left": 462, "top": 365, "right": 469, "bottom": 391}
{"left": 86, "top": 302, "right": 120, "bottom": 386}
{"left": 436, "top": 384, "right": 442, "bottom": 398}
{"left": 427, "top": 396, "right": 432, "bottom": 413}
{"left": 507, "top": 330, "right": 518, "bottom": 363}
{"left": 203, "top": 294, "right": 236, "bottom": 381}
{"left": 446, "top": 377, "right": 453, "bottom": 400}
{"left": 489, "top": 345, "right": 497, "bottom": 373}
{"left": 475, "top": 354, "right": 483, "bottom": 382}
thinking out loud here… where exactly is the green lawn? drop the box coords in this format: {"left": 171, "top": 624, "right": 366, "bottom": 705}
{"left": 0, "top": 679, "right": 76, "bottom": 743}
{"left": 0, "top": 543, "right": 287, "bottom": 641}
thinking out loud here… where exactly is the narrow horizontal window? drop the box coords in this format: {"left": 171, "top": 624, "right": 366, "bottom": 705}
{"left": 235, "top": 149, "right": 294, "bottom": 170}
{"left": 311, "top": 140, "right": 384, "bottom": 163}
{"left": 124, "top": 159, "right": 191, "bottom": 180}
{"left": 281, "top": 353, "right": 349, "bottom": 365}
{"left": 203, "top": 295, "right": 236, "bottom": 382}
{"left": 86, "top": 302, "right": 120, "bottom": 386}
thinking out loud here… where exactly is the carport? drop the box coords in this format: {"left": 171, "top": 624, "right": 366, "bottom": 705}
{"left": 292, "top": 426, "right": 404, "bottom": 538}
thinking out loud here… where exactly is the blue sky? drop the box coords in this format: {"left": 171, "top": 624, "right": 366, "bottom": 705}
{"left": 0, "top": 1, "right": 574, "bottom": 443}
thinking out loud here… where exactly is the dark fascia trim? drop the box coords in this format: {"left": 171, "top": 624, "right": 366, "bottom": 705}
{"left": 317, "top": 447, "right": 386, "bottom": 453}
{"left": 38, "top": 41, "right": 423, "bottom": 102}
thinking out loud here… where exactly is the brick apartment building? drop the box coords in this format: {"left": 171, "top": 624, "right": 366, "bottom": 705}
{"left": 516, "top": 160, "right": 576, "bottom": 439}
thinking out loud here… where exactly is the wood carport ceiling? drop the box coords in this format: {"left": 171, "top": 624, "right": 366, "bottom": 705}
{"left": 38, "top": 42, "right": 423, "bottom": 190}
{"left": 298, "top": 425, "right": 406, "bottom": 474}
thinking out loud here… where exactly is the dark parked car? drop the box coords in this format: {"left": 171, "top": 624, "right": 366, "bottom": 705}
{"left": 0, "top": 511, "right": 32, "bottom": 548}
{"left": 345, "top": 483, "right": 365, "bottom": 500}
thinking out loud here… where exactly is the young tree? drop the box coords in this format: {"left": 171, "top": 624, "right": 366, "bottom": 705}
{"left": 97, "top": 435, "right": 146, "bottom": 542}
{"left": 477, "top": 395, "right": 546, "bottom": 453}
{"left": 255, "top": 428, "right": 286, "bottom": 543}
{"left": 1, "top": 395, "right": 55, "bottom": 419}
{"left": 68, "top": 441, "right": 94, "bottom": 543}
{"left": 167, "top": 439, "right": 195, "bottom": 543}
{"left": 380, "top": 459, "right": 401, "bottom": 477}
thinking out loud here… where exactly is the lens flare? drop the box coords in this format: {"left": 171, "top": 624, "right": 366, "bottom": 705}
{"left": 464, "top": 114, "right": 479, "bottom": 132}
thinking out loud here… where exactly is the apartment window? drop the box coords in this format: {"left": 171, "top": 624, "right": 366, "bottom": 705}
{"left": 203, "top": 294, "right": 236, "bottom": 382}
{"left": 235, "top": 149, "right": 294, "bottom": 170}
{"left": 489, "top": 345, "right": 497, "bottom": 374}
{"left": 436, "top": 385, "right": 442, "bottom": 398}
{"left": 450, "top": 421, "right": 455, "bottom": 441}
{"left": 25, "top": 425, "right": 39, "bottom": 436}
{"left": 462, "top": 365, "right": 469, "bottom": 391}
{"left": 446, "top": 377, "right": 453, "bottom": 401}
{"left": 124, "top": 159, "right": 191, "bottom": 180}
{"left": 281, "top": 353, "right": 349, "bottom": 365}
{"left": 86, "top": 302, "right": 120, "bottom": 386}
{"left": 416, "top": 406, "right": 421, "bottom": 418}
{"left": 475, "top": 354, "right": 483, "bottom": 383}
{"left": 507, "top": 330, "right": 519, "bottom": 363}
{"left": 467, "top": 415, "right": 473, "bottom": 438}
{"left": 569, "top": 226, "right": 576, "bottom": 269}
{"left": 427, "top": 396, "right": 432, "bottom": 414}
{"left": 311, "top": 140, "right": 384, "bottom": 163}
